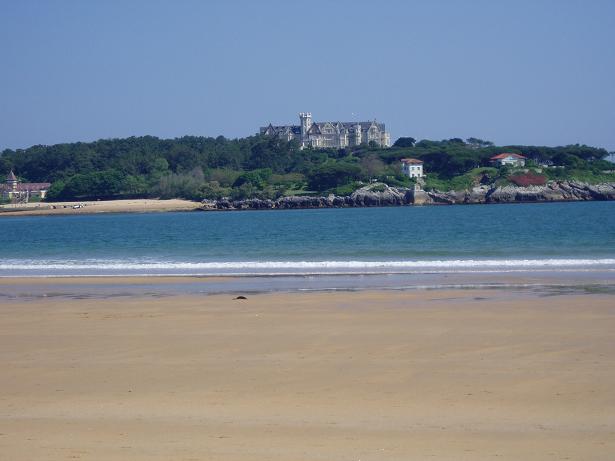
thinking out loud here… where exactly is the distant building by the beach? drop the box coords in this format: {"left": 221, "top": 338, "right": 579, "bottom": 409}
{"left": 260, "top": 112, "right": 391, "bottom": 149}
{"left": 490, "top": 153, "right": 527, "bottom": 167}
{"left": 400, "top": 158, "right": 424, "bottom": 178}
{"left": 1, "top": 171, "right": 51, "bottom": 201}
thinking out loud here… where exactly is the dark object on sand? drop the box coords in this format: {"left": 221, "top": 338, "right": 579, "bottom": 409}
{"left": 234, "top": 296, "right": 247, "bottom": 300}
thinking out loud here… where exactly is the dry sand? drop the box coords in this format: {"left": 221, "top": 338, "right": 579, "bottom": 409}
{"left": 0, "top": 199, "right": 200, "bottom": 216}
{"left": 1, "top": 287, "right": 614, "bottom": 460}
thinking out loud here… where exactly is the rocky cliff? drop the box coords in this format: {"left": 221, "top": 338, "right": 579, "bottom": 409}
{"left": 202, "top": 181, "right": 615, "bottom": 211}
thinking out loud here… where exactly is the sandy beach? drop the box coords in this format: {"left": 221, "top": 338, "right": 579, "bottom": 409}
{"left": 0, "top": 199, "right": 201, "bottom": 216}
{"left": 1, "top": 284, "right": 614, "bottom": 460}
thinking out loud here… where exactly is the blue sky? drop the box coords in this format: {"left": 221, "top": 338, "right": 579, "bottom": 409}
{"left": 1, "top": 0, "right": 614, "bottom": 150}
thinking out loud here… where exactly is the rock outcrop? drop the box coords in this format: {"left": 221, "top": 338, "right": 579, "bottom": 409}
{"left": 419, "top": 181, "right": 615, "bottom": 205}
{"left": 349, "top": 186, "right": 407, "bottom": 207}
{"left": 201, "top": 181, "right": 615, "bottom": 210}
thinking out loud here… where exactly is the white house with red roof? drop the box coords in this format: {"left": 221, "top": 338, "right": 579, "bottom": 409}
{"left": 1, "top": 171, "right": 51, "bottom": 201}
{"left": 490, "top": 153, "right": 526, "bottom": 167}
{"left": 400, "top": 158, "right": 424, "bottom": 178}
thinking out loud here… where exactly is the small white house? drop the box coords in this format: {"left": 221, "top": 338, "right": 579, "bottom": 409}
{"left": 400, "top": 158, "right": 424, "bottom": 178}
{"left": 490, "top": 153, "right": 526, "bottom": 167}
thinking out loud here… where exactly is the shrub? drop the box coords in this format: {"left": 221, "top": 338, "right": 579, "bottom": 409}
{"left": 368, "top": 183, "right": 387, "bottom": 192}
{"left": 332, "top": 181, "right": 362, "bottom": 196}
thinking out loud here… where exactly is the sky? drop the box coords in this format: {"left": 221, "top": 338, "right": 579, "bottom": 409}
{"left": 1, "top": 0, "right": 614, "bottom": 151}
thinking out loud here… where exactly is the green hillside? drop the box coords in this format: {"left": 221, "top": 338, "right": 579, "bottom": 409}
{"left": 1, "top": 135, "right": 613, "bottom": 201}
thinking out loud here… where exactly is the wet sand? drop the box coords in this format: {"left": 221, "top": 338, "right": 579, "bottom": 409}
{"left": 1, "top": 287, "right": 614, "bottom": 460}
{"left": 0, "top": 198, "right": 200, "bottom": 216}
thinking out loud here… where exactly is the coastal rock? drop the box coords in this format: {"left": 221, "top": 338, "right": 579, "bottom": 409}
{"left": 201, "top": 199, "right": 218, "bottom": 210}
{"left": 349, "top": 185, "right": 408, "bottom": 207}
{"left": 215, "top": 199, "right": 233, "bottom": 210}
{"left": 426, "top": 191, "right": 456, "bottom": 204}
{"left": 487, "top": 185, "right": 550, "bottom": 203}
{"left": 587, "top": 183, "right": 615, "bottom": 200}
{"left": 202, "top": 180, "right": 615, "bottom": 210}
{"left": 233, "top": 199, "right": 274, "bottom": 209}
{"left": 464, "top": 186, "right": 490, "bottom": 204}
{"left": 277, "top": 196, "right": 328, "bottom": 209}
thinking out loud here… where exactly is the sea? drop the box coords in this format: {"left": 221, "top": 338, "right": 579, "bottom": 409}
{"left": 1, "top": 200, "right": 614, "bottom": 284}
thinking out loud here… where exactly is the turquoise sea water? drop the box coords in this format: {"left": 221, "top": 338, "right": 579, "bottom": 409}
{"left": 1, "top": 201, "right": 614, "bottom": 277}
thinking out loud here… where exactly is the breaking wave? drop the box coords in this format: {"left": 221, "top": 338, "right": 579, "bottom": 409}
{"left": 1, "top": 258, "right": 615, "bottom": 276}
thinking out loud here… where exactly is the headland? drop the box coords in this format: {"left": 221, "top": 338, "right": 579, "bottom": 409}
{"left": 1, "top": 180, "right": 615, "bottom": 217}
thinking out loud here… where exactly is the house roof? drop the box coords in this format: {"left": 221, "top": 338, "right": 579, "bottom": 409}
{"left": 400, "top": 158, "right": 423, "bottom": 164}
{"left": 6, "top": 170, "right": 17, "bottom": 181}
{"left": 307, "top": 124, "right": 322, "bottom": 135}
{"left": 490, "top": 153, "right": 526, "bottom": 160}
{"left": 0, "top": 183, "right": 50, "bottom": 192}
{"left": 340, "top": 121, "right": 385, "bottom": 131}
{"left": 262, "top": 125, "right": 301, "bottom": 136}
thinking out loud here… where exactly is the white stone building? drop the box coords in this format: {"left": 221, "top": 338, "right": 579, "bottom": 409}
{"left": 260, "top": 112, "right": 391, "bottom": 149}
{"left": 401, "top": 158, "right": 424, "bottom": 178}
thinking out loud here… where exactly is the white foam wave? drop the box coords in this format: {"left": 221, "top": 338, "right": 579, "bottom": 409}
{"left": 1, "top": 258, "right": 615, "bottom": 273}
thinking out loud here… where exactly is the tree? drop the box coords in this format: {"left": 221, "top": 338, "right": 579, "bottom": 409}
{"left": 233, "top": 168, "right": 272, "bottom": 189}
{"left": 448, "top": 138, "right": 465, "bottom": 145}
{"left": 553, "top": 153, "right": 584, "bottom": 169}
{"left": 52, "top": 170, "right": 127, "bottom": 199}
{"left": 307, "top": 162, "right": 362, "bottom": 191}
{"left": 46, "top": 180, "right": 66, "bottom": 201}
{"left": 360, "top": 155, "right": 385, "bottom": 179}
{"left": 393, "top": 137, "right": 416, "bottom": 148}
{"left": 466, "top": 137, "right": 494, "bottom": 148}
{"left": 155, "top": 168, "right": 206, "bottom": 200}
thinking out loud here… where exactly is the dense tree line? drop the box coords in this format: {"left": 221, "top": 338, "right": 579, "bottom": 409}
{"left": 0, "top": 134, "right": 611, "bottom": 200}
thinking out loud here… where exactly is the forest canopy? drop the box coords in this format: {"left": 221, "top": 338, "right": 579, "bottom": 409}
{"left": 0, "top": 134, "right": 611, "bottom": 201}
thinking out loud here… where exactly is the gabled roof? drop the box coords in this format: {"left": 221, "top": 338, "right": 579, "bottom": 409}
{"left": 0, "top": 182, "right": 51, "bottom": 192}
{"left": 261, "top": 124, "right": 301, "bottom": 136}
{"left": 401, "top": 158, "right": 423, "bottom": 164}
{"left": 490, "top": 153, "right": 526, "bottom": 160}
{"left": 308, "top": 124, "right": 322, "bottom": 135}
{"left": 339, "top": 121, "right": 385, "bottom": 131}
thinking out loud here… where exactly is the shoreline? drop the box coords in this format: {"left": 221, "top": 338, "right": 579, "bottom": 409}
{"left": 0, "top": 198, "right": 201, "bottom": 216}
{"left": 1, "top": 185, "right": 615, "bottom": 217}
{"left": 1, "top": 270, "right": 614, "bottom": 301}
{"left": 1, "top": 286, "right": 614, "bottom": 460}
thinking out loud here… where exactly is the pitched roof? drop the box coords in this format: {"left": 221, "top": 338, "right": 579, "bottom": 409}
{"left": 490, "top": 153, "right": 526, "bottom": 160}
{"left": 339, "top": 121, "right": 385, "bottom": 131}
{"left": 0, "top": 183, "right": 50, "bottom": 192}
{"left": 307, "top": 124, "right": 321, "bottom": 135}
{"left": 401, "top": 158, "right": 423, "bottom": 164}
{"left": 261, "top": 124, "right": 301, "bottom": 136}
{"left": 6, "top": 170, "right": 17, "bottom": 181}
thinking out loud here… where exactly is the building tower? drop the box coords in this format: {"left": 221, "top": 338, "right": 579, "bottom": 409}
{"left": 299, "top": 112, "right": 313, "bottom": 143}
{"left": 353, "top": 123, "right": 362, "bottom": 146}
{"left": 7, "top": 171, "right": 18, "bottom": 192}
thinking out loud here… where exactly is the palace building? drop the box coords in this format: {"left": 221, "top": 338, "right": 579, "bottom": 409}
{"left": 0, "top": 171, "right": 51, "bottom": 201}
{"left": 260, "top": 112, "right": 391, "bottom": 149}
